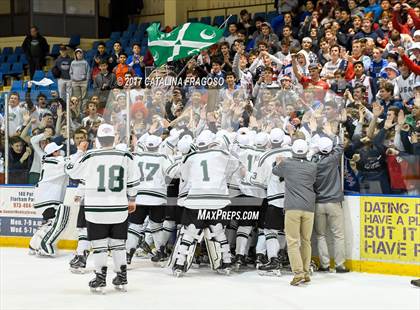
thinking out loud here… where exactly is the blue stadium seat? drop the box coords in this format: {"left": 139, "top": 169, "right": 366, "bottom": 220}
{"left": 200, "top": 16, "right": 211, "bottom": 25}
{"left": 6, "top": 54, "right": 19, "bottom": 64}
{"left": 120, "top": 38, "right": 129, "bottom": 48}
{"left": 2, "top": 47, "right": 13, "bottom": 56}
{"left": 121, "top": 31, "right": 131, "bottom": 39}
{"left": 92, "top": 41, "right": 101, "bottom": 50}
{"left": 213, "top": 16, "right": 225, "bottom": 26}
{"left": 50, "top": 44, "right": 61, "bottom": 58}
{"left": 0, "top": 55, "right": 5, "bottom": 63}
{"left": 49, "top": 82, "right": 58, "bottom": 91}
{"left": 138, "top": 22, "right": 149, "bottom": 32}
{"left": 246, "top": 39, "right": 255, "bottom": 52}
{"left": 9, "top": 63, "right": 24, "bottom": 76}
{"left": 188, "top": 17, "right": 198, "bottom": 23}
{"left": 230, "top": 15, "right": 238, "bottom": 23}
{"left": 127, "top": 24, "right": 137, "bottom": 34}
{"left": 267, "top": 11, "right": 278, "bottom": 23}
{"left": 20, "top": 54, "right": 28, "bottom": 65}
{"left": 0, "top": 72, "right": 3, "bottom": 87}
{"left": 110, "top": 31, "right": 121, "bottom": 40}
{"left": 253, "top": 12, "right": 266, "bottom": 21}
{"left": 11, "top": 80, "right": 22, "bottom": 91}
{"left": 69, "top": 34, "right": 81, "bottom": 48}
{"left": 14, "top": 46, "right": 23, "bottom": 55}
{"left": 105, "top": 40, "right": 115, "bottom": 49}
{"left": 0, "top": 63, "right": 11, "bottom": 75}
{"left": 32, "top": 70, "right": 45, "bottom": 81}
{"left": 45, "top": 70, "right": 57, "bottom": 84}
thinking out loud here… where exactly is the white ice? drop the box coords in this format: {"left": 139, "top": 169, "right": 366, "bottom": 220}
{"left": 1, "top": 248, "right": 419, "bottom": 310}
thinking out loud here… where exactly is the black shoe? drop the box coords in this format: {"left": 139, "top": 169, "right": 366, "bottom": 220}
{"left": 258, "top": 257, "right": 281, "bottom": 271}
{"left": 112, "top": 265, "right": 128, "bottom": 289}
{"left": 151, "top": 246, "right": 167, "bottom": 263}
{"left": 335, "top": 265, "right": 350, "bottom": 273}
{"left": 318, "top": 266, "right": 330, "bottom": 272}
{"left": 410, "top": 279, "right": 420, "bottom": 287}
{"left": 255, "top": 253, "right": 268, "bottom": 267}
{"left": 126, "top": 248, "right": 136, "bottom": 265}
{"left": 89, "top": 267, "right": 107, "bottom": 291}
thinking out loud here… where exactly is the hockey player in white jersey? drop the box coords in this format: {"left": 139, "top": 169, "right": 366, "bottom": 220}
{"left": 66, "top": 124, "right": 140, "bottom": 293}
{"left": 29, "top": 142, "right": 82, "bottom": 256}
{"left": 169, "top": 130, "right": 241, "bottom": 277}
{"left": 126, "top": 134, "right": 173, "bottom": 265}
{"left": 233, "top": 131, "right": 267, "bottom": 271}
{"left": 249, "top": 128, "right": 292, "bottom": 275}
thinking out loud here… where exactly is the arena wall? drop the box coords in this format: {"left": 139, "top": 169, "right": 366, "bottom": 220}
{"left": 0, "top": 185, "right": 419, "bottom": 277}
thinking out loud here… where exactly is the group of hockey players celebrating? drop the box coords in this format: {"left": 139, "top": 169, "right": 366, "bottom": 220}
{"left": 5, "top": 0, "right": 419, "bottom": 292}
{"left": 28, "top": 103, "right": 351, "bottom": 291}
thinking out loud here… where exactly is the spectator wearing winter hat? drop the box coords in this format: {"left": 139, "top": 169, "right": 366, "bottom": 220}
{"left": 253, "top": 22, "right": 279, "bottom": 53}
{"left": 130, "top": 101, "right": 149, "bottom": 137}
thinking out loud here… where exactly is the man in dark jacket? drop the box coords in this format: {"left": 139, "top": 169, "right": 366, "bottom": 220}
{"left": 22, "top": 26, "right": 49, "bottom": 79}
{"left": 312, "top": 136, "right": 349, "bottom": 273}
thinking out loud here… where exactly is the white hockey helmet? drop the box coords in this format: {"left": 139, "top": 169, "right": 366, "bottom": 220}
{"left": 44, "top": 142, "right": 63, "bottom": 155}
{"left": 177, "top": 135, "right": 193, "bottom": 154}
{"left": 145, "top": 135, "right": 162, "bottom": 149}
{"left": 269, "top": 128, "right": 285, "bottom": 144}
{"left": 254, "top": 132, "right": 269, "bottom": 148}
{"left": 236, "top": 133, "right": 251, "bottom": 146}
{"left": 196, "top": 130, "right": 215, "bottom": 148}
{"left": 97, "top": 124, "right": 115, "bottom": 138}
{"left": 318, "top": 137, "right": 333, "bottom": 154}
{"left": 292, "top": 139, "right": 309, "bottom": 157}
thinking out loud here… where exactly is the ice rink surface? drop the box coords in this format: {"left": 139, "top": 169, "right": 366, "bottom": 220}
{"left": 1, "top": 248, "right": 419, "bottom": 310}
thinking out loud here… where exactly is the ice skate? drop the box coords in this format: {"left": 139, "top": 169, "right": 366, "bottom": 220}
{"left": 172, "top": 264, "right": 185, "bottom": 277}
{"left": 335, "top": 265, "right": 350, "bottom": 273}
{"left": 317, "top": 265, "right": 330, "bottom": 272}
{"left": 139, "top": 239, "right": 153, "bottom": 255}
{"left": 126, "top": 248, "right": 136, "bottom": 265}
{"left": 112, "top": 265, "right": 128, "bottom": 292}
{"left": 258, "top": 257, "right": 282, "bottom": 277}
{"left": 151, "top": 246, "right": 168, "bottom": 266}
{"left": 216, "top": 262, "right": 232, "bottom": 275}
{"left": 89, "top": 267, "right": 107, "bottom": 294}
{"left": 234, "top": 254, "right": 246, "bottom": 272}
{"left": 255, "top": 253, "right": 268, "bottom": 269}
{"left": 28, "top": 246, "right": 36, "bottom": 255}
{"left": 69, "top": 253, "right": 88, "bottom": 274}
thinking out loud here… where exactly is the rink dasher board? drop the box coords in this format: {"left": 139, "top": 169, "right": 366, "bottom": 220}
{"left": 0, "top": 185, "right": 419, "bottom": 277}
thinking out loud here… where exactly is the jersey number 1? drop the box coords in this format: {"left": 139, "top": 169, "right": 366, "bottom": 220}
{"left": 97, "top": 165, "right": 124, "bottom": 192}
{"left": 200, "top": 160, "right": 210, "bottom": 182}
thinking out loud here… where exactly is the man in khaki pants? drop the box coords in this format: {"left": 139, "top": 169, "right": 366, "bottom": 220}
{"left": 313, "top": 137, "right": 349, "bottom": 273}
{"left": 273, "top": 139, "right": 317, "bottom": 286}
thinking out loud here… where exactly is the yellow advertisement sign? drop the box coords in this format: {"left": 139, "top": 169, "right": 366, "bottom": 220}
{"left": 360, "top": 196, "right": 420, "bottom": 263}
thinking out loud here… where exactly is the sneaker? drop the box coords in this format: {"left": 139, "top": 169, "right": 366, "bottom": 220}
{"left": 410, "top": 279, "right": 420, "bottom": 287}
{"left": 335, "top": 265, "right": 350, "bottom": 273}
{"left": 290, "top": 274, "right": 306, "bottom": 286}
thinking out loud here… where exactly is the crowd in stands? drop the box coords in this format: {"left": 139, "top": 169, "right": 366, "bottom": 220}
{"left": 0, "top": 0, "right": 419, "bottom": 195}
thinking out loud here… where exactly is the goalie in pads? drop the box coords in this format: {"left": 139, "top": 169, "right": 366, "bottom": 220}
{"left": 66, "top": 124, "right": 140, "bottom": 293}
{"left": 168, "top": 130, "right": 241, "bottom": 277}
{"left": 29, "top": 142, "right": 77, "bottom": 256}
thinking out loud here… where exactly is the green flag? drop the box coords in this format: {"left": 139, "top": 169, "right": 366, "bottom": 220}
{"left": 147, "top": 22, "right": 224, "bottom": 67}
